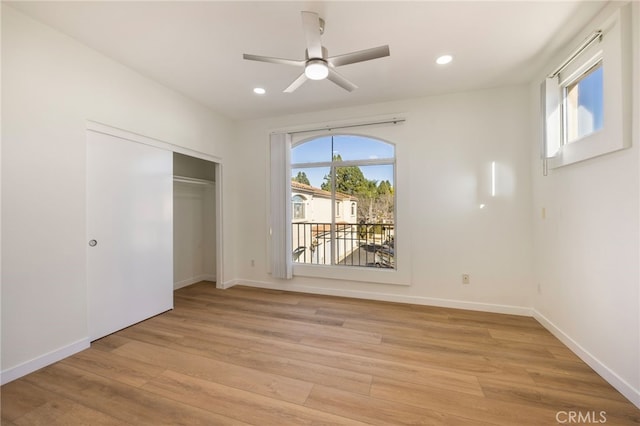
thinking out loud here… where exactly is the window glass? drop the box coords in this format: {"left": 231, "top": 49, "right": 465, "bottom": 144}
{"left": 332, "top": 135, "right": 394, "bottom": 161}
{"left": 565, "top": 63, "right": 603, "bottom": 143}
{"left": 291, "top": 136, "right": 332, "bottom": 164}
{"left": 291, "top": 135, "right": 395, "bottom": 269}
{"left": 292, "top": 195, "right": 306, "bottom": 220}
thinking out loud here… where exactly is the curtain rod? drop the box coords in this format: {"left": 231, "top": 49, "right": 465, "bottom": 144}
{"left": 547, "top": 30, "right": 602, "bottom": 79}
{"left": 277, "top": 118, "right": 406, "bottom": 135}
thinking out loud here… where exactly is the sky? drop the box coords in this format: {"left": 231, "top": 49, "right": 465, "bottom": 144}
{"left": 575, "top": 64, "right": 603, "bottom": 138}
{"left": 292, "top": 135, "right": 395, "bottom": 188}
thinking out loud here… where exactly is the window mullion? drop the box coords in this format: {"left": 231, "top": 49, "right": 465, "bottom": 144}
{"left": 330, "top": 137, "right": 336, "bottom": 266}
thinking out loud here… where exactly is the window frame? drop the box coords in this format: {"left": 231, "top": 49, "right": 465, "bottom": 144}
{"left": 292, "top": 194, "right": 306, "bottom": 221}
{"left": 289, "top": 132, "right": 407, "bottom": 284}
{"left": 541, "top": 4, "right": 632, "bottom": 169}
{"left": 562, "top": 59, "right": 603, "bottom": 144}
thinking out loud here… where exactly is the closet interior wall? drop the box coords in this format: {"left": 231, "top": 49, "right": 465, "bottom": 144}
{"left": 173, "top": 153, "right": 216, "bottom": 289}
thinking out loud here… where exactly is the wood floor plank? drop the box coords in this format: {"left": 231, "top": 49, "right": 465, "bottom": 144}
{"left": 369, "top": 376, "right": 559, "bottom": 426}
{"left": 2, "top": 282, "right": 638, "bottom": 425}
{"left": 172, "top": 334, "right": 374, "bottom": 395}
{"left": 90, "top": 334, "right": 133, "bottom": 353}
{"left": 479, "top": 376, "right": 640, "bottom": 424}
{"left": 1, "top": 380, "right": 51, "bottom": 422}
{"left": 301, "top": 335, "right": 538, "bottom": 386}
{"left": 12, "top": 398, "right": 124, "bottom": 426}
{"left": 23, "top": 363, "right": 246, "bottom": 426}
{"left": 305, "top": 384, "right": 494, "bottom": 425}
{"left": 143, "top": 315, "right": 482, "bottom": 396}
{"left": 112, "top": 339, "right": 314, "bottom": 404}
{"left": 143, "top": 370, "right": 369, "bottom": 426}
{"left": 60, "top": 347, "right": 165, "bottom": 387}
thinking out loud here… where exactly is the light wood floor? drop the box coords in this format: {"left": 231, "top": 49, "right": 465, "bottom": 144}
{"left": 2, "top": 282, "right": 639, "bottom": 425}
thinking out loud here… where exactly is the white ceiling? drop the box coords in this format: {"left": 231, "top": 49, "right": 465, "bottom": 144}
{"left": 7, "top": 1, "right": 607, "bottom": 120}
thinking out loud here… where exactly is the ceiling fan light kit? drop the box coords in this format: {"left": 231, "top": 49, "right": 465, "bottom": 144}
{"left": 243, "top": 11, "right": 390, "bottom": 93}
{"left": 304, "top": 59, "right": 329, "bottom": 80}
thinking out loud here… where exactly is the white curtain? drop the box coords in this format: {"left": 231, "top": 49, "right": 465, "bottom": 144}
{"left": 269, "top": 133, "right": 293, "bottom": 279}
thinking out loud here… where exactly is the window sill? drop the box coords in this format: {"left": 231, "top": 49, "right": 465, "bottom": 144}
{"left": 293, "top": 263, "right": 410, "bottom": 286}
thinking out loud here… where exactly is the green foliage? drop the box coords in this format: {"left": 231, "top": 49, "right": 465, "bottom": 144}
{"left": 321, "top": 155, "right": 376, "bottom": 196}
{"left": 377, "top": 180, "right": 392, "bottom": 196}
{"left": 320, "top": 157, "right": 394, "bottom": 222}
{"left": 292, "top": 171, "right": 310, "bottom": 186}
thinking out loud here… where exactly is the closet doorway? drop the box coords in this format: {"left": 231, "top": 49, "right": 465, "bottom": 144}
{"left": 173, "top": 153, "right": 217, "bottom": 289}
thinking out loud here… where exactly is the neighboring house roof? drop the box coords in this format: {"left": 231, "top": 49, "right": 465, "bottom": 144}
{"left": 291, "top": 180, "right": 358, "bottom": 201}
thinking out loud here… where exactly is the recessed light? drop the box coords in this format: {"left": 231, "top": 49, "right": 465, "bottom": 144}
{"left": 436, "top": 55, "right": 453, "bottom": 65}
{"left": 253, "top": 87, "right": 266, "bottom": 95}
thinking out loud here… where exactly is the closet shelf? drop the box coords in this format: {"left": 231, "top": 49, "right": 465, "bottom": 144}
{"left": 173, "top": 175, "right": 214, "bottom": 185}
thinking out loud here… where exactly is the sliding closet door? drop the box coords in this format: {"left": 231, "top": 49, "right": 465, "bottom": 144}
{"left": 87, "top": 130, "right": 173, "bottom": 341}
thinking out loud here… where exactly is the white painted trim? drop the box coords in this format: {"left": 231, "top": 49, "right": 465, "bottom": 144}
{"left": 219, "top": 279, "right": 240, "bottom": 290}
{"left": 86, "top": 120, "right": 223, "bottom": 164}
{"left": 214, "top": 163, "right": 224, "bottom": 288}
{"left": 235, "top": 279, "right": 532, "bottom": 317}
{"left": 533, "top": 310, "right": 640, "bottom": 409}
{"left": 0, "top": 338, "right": 90, "bottom": 385}
{"left": 174, "top": 274, "right": 216, "bottom": 290}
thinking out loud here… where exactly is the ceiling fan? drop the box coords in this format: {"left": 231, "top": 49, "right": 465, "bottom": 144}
{"left": 243, "top": 11, "right": 390, "bottom": 93}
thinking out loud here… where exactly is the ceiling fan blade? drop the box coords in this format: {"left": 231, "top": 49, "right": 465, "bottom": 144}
{"left": 243, "top": 54, "right": 304, "bottom": 67}
{"left": 283, "top": 73, "right": 308, "bottom": 93}
{"left": 301, "top": 11, "right": 323, "bottom": 58}
{"left": 327, "top": 68, "right": 358, "bottom": 92}
{"left": 328, "top": 45, "right": 390, "bottom": 67}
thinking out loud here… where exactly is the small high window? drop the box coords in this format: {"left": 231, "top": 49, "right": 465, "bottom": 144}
{"left": 541, "top": 5, "right": 631, "bottom": 169}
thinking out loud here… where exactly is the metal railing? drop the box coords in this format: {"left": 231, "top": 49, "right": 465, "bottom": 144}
{"left": 292, "top": 222, "right": 394, "bottom": 268}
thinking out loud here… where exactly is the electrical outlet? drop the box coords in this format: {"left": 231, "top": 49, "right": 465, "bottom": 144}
{"left": 462, "top": 274, "right": 470, "bottom": 284}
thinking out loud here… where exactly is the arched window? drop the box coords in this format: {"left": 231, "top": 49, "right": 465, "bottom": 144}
{"left": 291, "top": 135, "right": 395, "bottom": 269}
{"left": 292, "top": 194, "right": 306, "bottom": 220}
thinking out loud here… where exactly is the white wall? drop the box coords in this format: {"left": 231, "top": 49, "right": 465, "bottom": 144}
{"left": 1, "top": 6, "right": 234, "bottom": 380}
{"left": 174, "top": 181, "right": 216, "bottom": 289}
{"left": 233, "top": 85, "right": 534, "bottom": 313}
{"left": 530, "top": 2, "right": 640, "bottom": 407}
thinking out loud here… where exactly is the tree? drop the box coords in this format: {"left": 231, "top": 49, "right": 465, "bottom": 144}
{"left": 292, "top": 171, "right": 310, "bottom": 186}
{"left": 321, "top": 155, "right": 371, "bottom": 195}
{"left": 320, "top": 155, "right": 395, "bottom": 223}
{"left": 377, "top": 180, "right": 391, "bottom": 196}
{"left": 375, "top": 180, "right": 394, "bottom": 220}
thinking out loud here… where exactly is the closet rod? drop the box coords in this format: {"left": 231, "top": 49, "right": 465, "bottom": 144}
{"left": 173, "top": 176, "right": 214, "bottom": 185}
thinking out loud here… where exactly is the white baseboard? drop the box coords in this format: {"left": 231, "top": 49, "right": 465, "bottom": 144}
{"left": 0, "top": 338, "right": 90, "bottom": 385}
{"left": 174, "top": 274, "right": 216, "bottom": 290}
{"left": 533, "top": 309, "right": 640, "bottom": 409}
{"left": 219, "top": 279, "right": 240, "bottom": 289}
{"left": 234, "top": 279, "right": 532, "bottom": 317}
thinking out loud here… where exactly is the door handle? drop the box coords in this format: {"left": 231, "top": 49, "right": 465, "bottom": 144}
{"left": 89, "top": 239, "right": 98, "bottom": 247}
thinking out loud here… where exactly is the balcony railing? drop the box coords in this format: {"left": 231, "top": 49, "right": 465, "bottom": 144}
{"left": 292, "top": 222, "right": 394, "bottom": 268}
